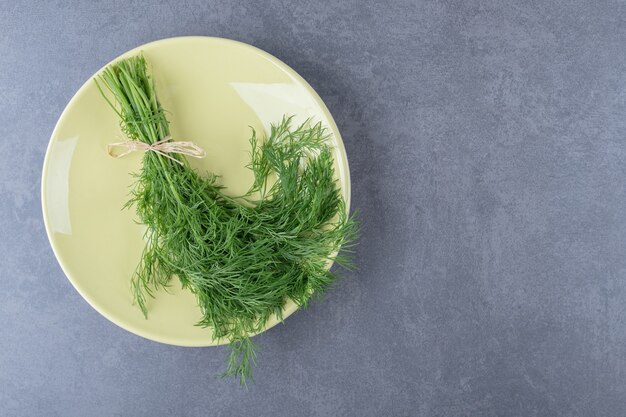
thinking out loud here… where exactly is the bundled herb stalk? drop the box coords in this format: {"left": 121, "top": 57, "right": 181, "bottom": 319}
{"left": 96, "top": 55, "right": 356, "bottom": 384}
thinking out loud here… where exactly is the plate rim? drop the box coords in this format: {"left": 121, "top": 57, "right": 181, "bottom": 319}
{"left": 41, "top": 35, "right": 351, "bottom": 347}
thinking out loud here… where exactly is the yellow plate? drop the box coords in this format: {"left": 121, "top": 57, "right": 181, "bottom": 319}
{"left": 41, "top": 37, "right": 350, "bottom": 347}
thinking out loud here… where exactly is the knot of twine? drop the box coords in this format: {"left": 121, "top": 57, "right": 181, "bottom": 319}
{"left": 107, "top": 136, "right": 206, "bottom": 165}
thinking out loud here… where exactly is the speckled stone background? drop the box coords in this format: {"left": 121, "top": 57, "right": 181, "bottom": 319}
{"left": 2, "top": 1, "right": 626, "bottom": 416}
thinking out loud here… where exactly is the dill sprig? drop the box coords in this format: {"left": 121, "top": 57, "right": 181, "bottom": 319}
{"left": 95, "top": 55, "right": 357, "bottom": 384}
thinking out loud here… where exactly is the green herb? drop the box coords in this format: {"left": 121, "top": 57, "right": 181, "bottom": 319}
{"left": 95, "top": 55, "right": 357, "bottom": 384}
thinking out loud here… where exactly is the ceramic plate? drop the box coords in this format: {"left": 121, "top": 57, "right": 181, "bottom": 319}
{"left": 41, "top": 37, "right": 350, "bottom": 346}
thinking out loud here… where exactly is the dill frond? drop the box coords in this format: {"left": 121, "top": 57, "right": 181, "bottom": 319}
{"left": 95, "top": 55, "right": 357, "bottom": 384}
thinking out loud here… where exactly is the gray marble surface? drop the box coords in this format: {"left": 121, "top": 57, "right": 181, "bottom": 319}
{"left": 2, "top": 1, "right": 626, "bottom": 416}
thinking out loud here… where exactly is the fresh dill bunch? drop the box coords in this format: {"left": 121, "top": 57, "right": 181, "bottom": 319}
{"left": 95, "top": 55, "right": 357, "bottom": 385}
